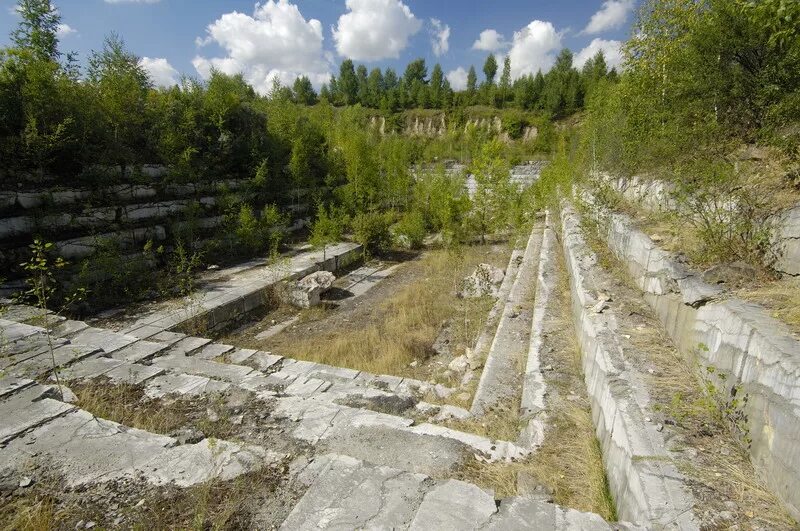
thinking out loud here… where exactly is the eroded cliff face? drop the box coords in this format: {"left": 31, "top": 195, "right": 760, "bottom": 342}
{"left": 368, "top": 114, "right": 538, "bottom": 141}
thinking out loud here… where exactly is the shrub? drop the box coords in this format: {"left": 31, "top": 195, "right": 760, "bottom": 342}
{"left": 353, "top": 211, "right": 394, "bottom": 255}
{"left": 394, "top": 210, "right": 426, "bottom": 249}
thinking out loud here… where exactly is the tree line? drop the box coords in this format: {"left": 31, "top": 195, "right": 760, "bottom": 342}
{"left": 291, "top": 50, "right": 616, "bottom": 118}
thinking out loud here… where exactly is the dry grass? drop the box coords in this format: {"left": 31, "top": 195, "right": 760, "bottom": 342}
{"left": 455, "top": 246, "right": 616, "bottom": 521}
{"left": 736, "top": 277, "right": 800, "bottom": 337}
{"left": 455, "top": 402, "right": 616, "bottom": 520}
{"left": 0, "top": 465, "right": 290, "bottom": 531}
{"left": 580, "top": 231, "right": 797, "bottom": 529}
{"left": 266, "top": 245, "right": 507, "bottom": 377}
{"left": 72, "top": 381, "right": 238, "bottom": 440}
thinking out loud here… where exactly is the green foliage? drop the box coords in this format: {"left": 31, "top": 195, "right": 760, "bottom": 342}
{"left": 353, "top": 211, "right": 394, "bottom": 255}
{"left": 234, "top": 203, "right": 287, "bottom": 256}
{"left": 75, "top": 238, "right": 158, "bottom": 309}
{"left": 467, "top": 139, "right": 514, "bottom": 242}
{"left": 309, "top": 203, "right": 347, "bottom": 258}
{"left": 167, "top": 241, "right": 203, "bottom": 297}
{"left": 394, "top": 210, "right": 426, "bottom": 249}
{"left": 12, "top": 0, "right": 61, "bottom": 61}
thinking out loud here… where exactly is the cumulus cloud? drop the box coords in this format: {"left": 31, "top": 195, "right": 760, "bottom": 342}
{"left": 333, "top": 0, "right": 422, "bottom": 61}
{"left": 472, "top": 29, "right": 508, "bottom": 52}
{"left": 574, "top": 38, "right": 623, "bottom": 70}
{"left": 192, "top": 0, "right": 330, "bottom": 94}
{"left": 582, "top": 0, "right": 634, "bottom": 35}
{"left": 446, "top": 67, "right": 468, "bottom": 91}
{"left": 140, "top": 57, "right": 179, "bottom": 87}
{"left": 429, "top": 18, "right": 449, "bottom": 57}
{"left": 508, "top": 20, "right": 562, "bottom": 78}
{"left": 56, "top": 23, "right": 76, "bottom": 38}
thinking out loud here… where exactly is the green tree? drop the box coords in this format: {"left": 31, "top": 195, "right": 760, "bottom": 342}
{"left": 430, "top": 63, "right": 444, "bottom": 108}
{"left": 309, "top": 203, "right": 345, "bottom": 260}
{"left": 338, "top": 59, "right": 358, "bottom": 105}
{"left": 483, "top": 54, "right": 498, "bottom": 85}
{"left": 11, "top": 0, "right": 60, "bottom": 61}
{"left": 292, "top": 75, "right": 317, "bottom": 105}
{"left": 498, "top": 55, "right": 511, "bottom": 108}
{"left": 467, "top": 139, "right": 513, "bottom": 243}
{"left": 466, "top": 65, "right": 478, "bottom": 103}
{"left": 87, "top": 33, "right": 152, "bottom": 177}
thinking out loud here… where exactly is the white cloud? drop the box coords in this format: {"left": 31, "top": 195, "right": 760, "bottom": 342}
{"left": 574, "top": 38, "right": 623, "bottom": 70}
{"left": 333, "top": 0, "right": 422, "bottom": 61}
{"left": 429, "top": 18, "right": 449, "bottom": 57}
{"left": 105, "top": 0, "right": 161, "bottom": 3}
{"left": 582, "top": 0, "right": 634, "bottom": 35}
{"left": 508, "top": 20, "right": 562, "bottom": 79}
{"left": 446, "top": 67, "right": 468, "bottom": 91}
{"left": 56, "top": 23, "right": 76, "bottom": 38}
{"left": 192, "top": 0, "right": 330, "bottom": 94}
{"left": 140, "top": 57, "right": 179, "bottom": 87}
{"left": 472, "top": 29, "right": 508, "bottom": 52}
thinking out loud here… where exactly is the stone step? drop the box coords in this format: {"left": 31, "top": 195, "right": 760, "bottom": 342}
{"left": 68, "top": 327, "right": 138, "bottom": 354}
{"left": 0, "top": 318, "right": 46, "bottom": 343}
{"left": 58, "top": 357, "right": 164, "bottom": 385}
{"left": 145, "top": 372, "right": 231, "bottom": 398}
{"left": 3, "top": 343, "right": 101, "bottom": 379}
{"left": 471, "top": 224, "right": 543, "bottom": 416}
{"left": 152, "top": 354, "right": 254, "bottom": 382}
{"left": 519, "top": 215, "right": 557, "bottom": 448}
{"left": 279, "top": 453, "right": 626, "bottom": 530}
{"left": 0, "top": 384, "right": 76, "bottom": 443}
{"left": 0, "top": 407, "right": 273, "bottom": 488}
{"left": 274, "top": 395, "right": 527, "bottom": 476}
{"left": 0, "top": 375, "right": 35, "bottom": 398}
{"left": 192, "top": 342, "right": 235, "bottom": 360}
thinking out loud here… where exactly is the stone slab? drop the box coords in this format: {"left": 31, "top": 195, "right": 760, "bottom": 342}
{"left": 152, "top": 354, "right": 253, "bottom": 382}
{"left": 0, "top": 386, "right": 76, "bottom": 443}
{"left": 70, "top": 327, "right": 137, "bottom": 353}
{"left": 110, "top": 340, "right": 170, "bottom": 363}
{"left": 193, "top": 342, "right": 235, "bottom": 360}
{"left": 409, "top": 479, "right": 497, "bottom": 530}
{"left": 280, "top": 454, "right": 429, "bottom": 530}
{"left": 0, "top": 375, "right": 34, "bottom": 398}
{"left": 0, "top": 408, "right": 267, "bottom": 488}
{"left": 145, "top": 373, "right": 230, "bottom": 398}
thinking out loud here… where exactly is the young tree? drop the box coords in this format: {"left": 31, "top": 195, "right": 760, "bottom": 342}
{"left": 430, "top": 63, "right": 444, "bottom": 108}
{"left": 498, "top": 56, "right": 512, "bottom": 108}
{"left": 87, "top": 33, "right": 152, "bottom": 177}
{"left": 338, "top": 59, "right": 358, "bottom": 105}
{"left": 468, "top": 139, "right": 513, "bottom": 243}
{"left": 356, "top": 64, "right": 369, "bottom": 106}
{"left": 292, "top": 75, "right": 317, "bottom": 105}
{"left": 466, "top": 65, "right": 478, "bottom": 102}
{"left": 309, "top": 204, "right": 344, "bottom": 260}
{"left": 483, "top": 54, "right": 498, "bottom": 85}
{"left": 11, "top": 0, "right": 60, "bottom": 61}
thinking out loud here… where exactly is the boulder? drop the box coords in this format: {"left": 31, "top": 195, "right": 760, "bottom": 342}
{"left": 281, "top": 271, "right": 336, "bottom": 308}
{"left": 459, "top": 263, "right": 505, "bottom": 298}
{"left": 447, "top": 355, "right": 469, "bottom": 373}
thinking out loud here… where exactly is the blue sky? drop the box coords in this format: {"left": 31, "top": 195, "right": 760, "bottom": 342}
{"left": 1, "top": 0, "right": 636, "bottom": 92}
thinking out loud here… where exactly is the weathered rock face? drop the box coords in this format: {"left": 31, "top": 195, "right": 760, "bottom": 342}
{"left": 459, "top": 264, "right": 505, "bottom": 298}
{"left": 282, "top": 271, "right": 336, "bottom": 308}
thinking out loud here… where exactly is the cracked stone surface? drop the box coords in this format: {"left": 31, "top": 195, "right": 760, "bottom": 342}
{"left": 281, "top": 454, "right": 629, "bottom": 530}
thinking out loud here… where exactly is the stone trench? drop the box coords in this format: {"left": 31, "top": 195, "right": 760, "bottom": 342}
{"left": 1, "top": 205, "right": 799, "bottom": 529}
